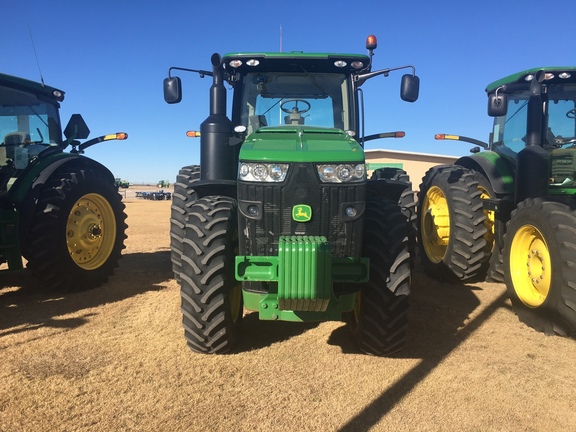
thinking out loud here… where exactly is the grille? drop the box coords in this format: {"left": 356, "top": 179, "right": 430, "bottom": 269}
{"left": 238, "top": 163, "right": 365, "bottom": 259}
{"left": 550, "top": 147, "right": 576, "bottom": 184}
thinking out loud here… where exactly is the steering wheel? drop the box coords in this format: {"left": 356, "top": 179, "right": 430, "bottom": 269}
{"left": 566, "top": 108, "right": 576, "bottom": 119}
{"left": 280, "top": 99, "right": 311, "bottom": 114}
{"left": 554, "top": 136, "right": 576, "bottom": 146}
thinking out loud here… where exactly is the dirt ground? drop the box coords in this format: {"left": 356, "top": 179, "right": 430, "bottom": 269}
{"left": 1, "top": 187, "right": 575, "bottom": 431}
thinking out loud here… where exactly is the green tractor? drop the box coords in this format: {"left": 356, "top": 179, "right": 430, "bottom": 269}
{"left": 115, "top": 178, "right": 130, "bottom": 188}
{"left": 164, "top": 35, "right": 420, "bottom": 355}
{"left": 417, "top": 67, "right": 576, "bottom": 336}
{"left": 0, "top": 73, "right": 128, "bottom": 290}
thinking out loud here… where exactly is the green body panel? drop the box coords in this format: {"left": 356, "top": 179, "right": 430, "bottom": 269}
{"left": 549, "top": 186, "right": 576, "bottom": 196}
{"left": 472, "top": 151, "right": 516, "bottom": 194}
{"left": 235, "top": 235, "right": 368, "bottom": 321}
{"left": 223, "top": 51, "right": 370, "bottom": 64}
{"left": 243, "top": 291, "right": 357, "bottom": 322}
{"left": 224, "top": 52, "right": 369, "bottom": 59}
{"left": 239, "top": 126, "right": 364, "bottom": 163}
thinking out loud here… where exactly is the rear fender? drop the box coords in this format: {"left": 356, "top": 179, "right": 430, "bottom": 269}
{"left": 454, "top": 152, "right": 515, "bottom": 196}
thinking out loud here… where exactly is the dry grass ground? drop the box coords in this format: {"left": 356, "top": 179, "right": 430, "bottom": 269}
{"left": 1, "top": 189, "right": 575, "bottom": 431}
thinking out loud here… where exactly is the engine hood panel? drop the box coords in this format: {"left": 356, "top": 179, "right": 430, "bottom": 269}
{"left": 239, "top": 126, "right": 364, "bottom": 163}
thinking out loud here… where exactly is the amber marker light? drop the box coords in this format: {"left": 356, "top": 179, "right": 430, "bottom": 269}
{"left": 435, "top": 134, "right": 459, "bottom": 140}
{"left": 366, "top": 35, "right": 378, "bottom": 50}
{"left": 103, "top": 132, "right": 128, "bottom": 141}
{"left": 187, "top": 131, "right": 201, "bottom": 138}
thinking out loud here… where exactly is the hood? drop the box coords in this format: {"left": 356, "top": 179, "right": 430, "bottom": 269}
{"left": 239, "top": 126, "right": 364, "bottom": 163}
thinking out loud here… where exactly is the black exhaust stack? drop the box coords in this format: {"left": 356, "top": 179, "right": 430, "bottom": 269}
{"left": 515, "top": 72, "right": 549, "bottom": 203}
{"left": 200, "top": 53, "right": 235, "bottom": 181}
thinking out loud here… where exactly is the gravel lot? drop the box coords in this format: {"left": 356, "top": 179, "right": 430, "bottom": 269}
{"left": 1, "top": 193, "right": 575, "bottom": 431}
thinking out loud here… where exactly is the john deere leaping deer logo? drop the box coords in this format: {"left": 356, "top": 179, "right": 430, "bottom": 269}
{"left": 292, "top": 204, "right": 312, "bottom": 222}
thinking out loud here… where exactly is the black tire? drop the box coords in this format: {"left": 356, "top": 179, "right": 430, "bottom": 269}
{"left": 24, "top": 167, "right": 127, "bottom": 291}
{"left": 179, "top": 196, "right": 243, "bottom": 353}
{"left": 474, "top": 174, "right": 505, "bottom": 283}
{"left": 170, "top": 165, "right": 200, "bottom": 281}
{"left": 417, "top": 165, "right": 488, "bottom": 281}
{"left": 486, "top": 245, "right": 505, "bottom": 283}
{"left": 348, "top": 199, "right": 411, "bottom": 356}
{"left": 503, "top": 198, "right": 576, "bottom": 336}
{"left": 370, "top": 168, "right": 417, "bottom": 266}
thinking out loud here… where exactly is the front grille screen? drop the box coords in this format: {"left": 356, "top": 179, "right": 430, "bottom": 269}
{"left": 238, "top": 163, "right": 365, "bottom": 258}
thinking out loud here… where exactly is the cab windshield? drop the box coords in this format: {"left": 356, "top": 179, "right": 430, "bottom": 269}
{"left": 0, "top": 84, "right": 61, "bottom": 147}
{"left": 238, "top": 72, "right": 350, "bottom": 134}
{"left": 492, "top": 84, "right": 576, "bottom": 157}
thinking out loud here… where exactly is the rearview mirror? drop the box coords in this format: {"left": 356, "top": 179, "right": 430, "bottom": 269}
{"left": 164, "top": 76, "right": 182, "bottom": 104}
{"left": 401, "top": 74, "right": 419, "bottom": 102}
{"left": 488, "top": 93, "right": 508, "bottom": 117}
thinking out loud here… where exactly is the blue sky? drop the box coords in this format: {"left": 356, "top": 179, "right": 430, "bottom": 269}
{"left": 2, "top": 0, "right": 574, "bottom": 184}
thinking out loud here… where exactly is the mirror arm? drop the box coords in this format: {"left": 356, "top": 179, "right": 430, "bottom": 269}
{"left": 355, "top": 65, "right": 416, "bottom": 82}
{"left": 168, "top": 66, "right": 213, "bottom": 79}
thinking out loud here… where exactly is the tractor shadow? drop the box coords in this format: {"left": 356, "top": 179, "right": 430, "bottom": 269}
{"left": 326, "top": 267, "right": 491, "bottom": 357}
{"left": 0, "top": 250, "right": 173, "bottom": 335}
{"left": 331, "top": 265, "right": 510, "bottom": 432}
{"left": 235, "top": 312, "right": 320, "bottom": 352}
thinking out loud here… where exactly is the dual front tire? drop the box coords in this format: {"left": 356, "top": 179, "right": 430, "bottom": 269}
{"left": 417, "top": 166, "right": 491, "bottom": 282}
{"left": 173, "top": 191, "right": 411, "bottom": 356}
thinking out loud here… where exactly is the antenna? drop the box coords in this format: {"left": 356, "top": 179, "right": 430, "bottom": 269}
{"left": 280, "top": 25, "right": 283, "bottom": 52}
{"left": 27, "top": 24, "right": 45, "bottom": 86}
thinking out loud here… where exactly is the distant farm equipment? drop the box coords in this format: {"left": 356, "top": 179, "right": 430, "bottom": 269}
{"left": 115, "top": 178, "right": 130, "bottom": 188}
{"left": 157, "top": 180, "right": 170, "bottom": 188}
{"left": 135, "top": 190, "right": 171, "bottom": 200}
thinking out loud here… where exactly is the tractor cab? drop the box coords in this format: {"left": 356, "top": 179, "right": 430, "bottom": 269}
{"left": 486, "top": 68, "right": 576, "bottom": 197}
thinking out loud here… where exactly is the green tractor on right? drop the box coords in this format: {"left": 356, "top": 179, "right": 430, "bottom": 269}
{"left": 418, "top": 67, "right": 576, "bottom": 337}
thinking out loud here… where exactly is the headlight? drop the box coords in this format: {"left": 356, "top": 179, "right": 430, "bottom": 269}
{"left": 238, "top": 162, "right": 289, "bottom": 182}
{"left": 317, "top": 163, "right": 366, "bottom": 183}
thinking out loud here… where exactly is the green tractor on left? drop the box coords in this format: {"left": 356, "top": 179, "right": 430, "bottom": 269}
{"left": 0, "top": 73, "right": 128, "bottom": 290}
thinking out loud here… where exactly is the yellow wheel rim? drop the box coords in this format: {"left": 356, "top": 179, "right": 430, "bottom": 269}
{"left": 66, "top": 193, "right": 116, "bottom": 270}
{"left": 479, "top": 186, "right": 495, "bottom": 255}
{"left": 421, "top": 186, "right": 450, "bottom": 263}
{"left": 509, "top": 224, "right": 551, "bottom": 308}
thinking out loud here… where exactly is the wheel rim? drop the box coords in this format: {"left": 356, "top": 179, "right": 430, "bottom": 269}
{"left": 66, "top": 193, "right": 116, "bottom": 270}
{"left": 479, "top": 186, "right": 495, "bottom": 254}
{"left": 509, "top": 224, "right": 551, "bottom": 308}
{"left": 421, "top": 186, "right": 450, "bottom": 263}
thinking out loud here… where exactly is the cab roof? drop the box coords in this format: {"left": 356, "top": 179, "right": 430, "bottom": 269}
{"left": 485, "top": 67, "right": 576, "bottom": 93}
{"left": 222, "top": 52, "right": 371, "bottom": 74}
{"left": 0, "top": 72, "right": 65, "bottom": 102}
